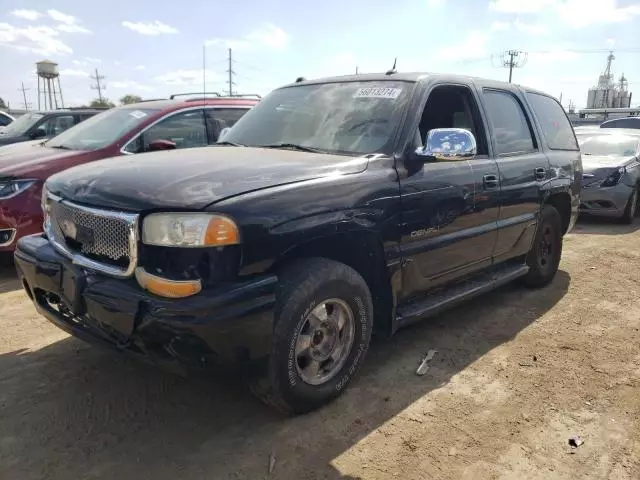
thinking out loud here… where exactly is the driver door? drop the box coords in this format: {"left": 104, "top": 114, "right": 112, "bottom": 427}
{"left": 398, "top": 83, "right": 500, "bottom": 301}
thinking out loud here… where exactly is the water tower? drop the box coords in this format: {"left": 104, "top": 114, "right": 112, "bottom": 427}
{"left": 36, "top": 60, "right": 65, "bottom": 110}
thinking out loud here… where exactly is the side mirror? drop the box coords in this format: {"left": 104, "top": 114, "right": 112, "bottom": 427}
{"left": 148, "top": 139, "right": 177, "bottom": 152}
{"left": 415, "top": 128, "right": 477, "bottom": 162}
{"left": 218, "top": 127, "right": 231, "bottom": 141}
{"left": 31, "top": 128, "right": 47, "bottom": 139}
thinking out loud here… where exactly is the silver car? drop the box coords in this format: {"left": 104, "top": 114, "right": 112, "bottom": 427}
{"left": 576, "top": 128, "right": 640, "bottom": 223}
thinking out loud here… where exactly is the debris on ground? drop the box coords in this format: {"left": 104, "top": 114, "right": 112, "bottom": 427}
{"left": 568, "top": 436, "right": 584, "bottom": 449}
{"left": 268, "top": 453, "right": 276, "bottom": 475}
{"left": 416, "top": 349, "right": 438, "bottom": 376}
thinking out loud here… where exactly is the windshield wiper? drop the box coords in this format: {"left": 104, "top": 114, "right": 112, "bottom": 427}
{"left": 258, "top": 143, "right": 326, "bottom": 153}
{"left": 216, "top": 141, "right": 245, "bottom": 147}
{"left": 49, "top": 145, "right": 72, "bottom": 150}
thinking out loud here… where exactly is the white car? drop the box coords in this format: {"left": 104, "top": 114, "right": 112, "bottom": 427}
{"left": 0, "top": 111, "right": 15, "bottom": 132}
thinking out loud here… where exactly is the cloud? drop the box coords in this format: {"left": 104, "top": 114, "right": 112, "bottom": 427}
{"left": 47, "top": 9, "right": 77, "bottom": 25}
{"left": 437, "top": 31, "right": 490, "bottom": 62}
{"left": 155, "top": 69, "right": 221, "bottom": 86}
{"left": 490, "top": 21, "right": 511, "bottom": 31}
{"left": 59, "top": 68, "right": 89, "bottom": 77}
{"left": 492, "top": 19, "right": 547, "bottom": 35}
{"left": 71, "top": 57, "right": 101, "bottom": 66}
{"left": 56, "top": 24, "right": 92, "bottom": 34}
{"left": 528, "top": 49, "right": 579, "bottom": 62}
{"left": 490, "top": 0, "right": 640, "bottom": 28}
{"left": 110, "top": 80, "right": 153, "bottom": 92}
{"left": 0, "top": 22, "right": 72, "bottom": 56}
{"left": 121, "top": 20, "right": 178, "bottom": 36}
{"left": 135, "top": 64, "right": 146, "bottom": 71}
{"left": 206, "top": 23, "right": 288, "bottom": 51}
{"left": 488, "top": 0, "right": 554, "bottom": 14}
{"left": 10, "top": 9, "right": 42, "bottom": 21}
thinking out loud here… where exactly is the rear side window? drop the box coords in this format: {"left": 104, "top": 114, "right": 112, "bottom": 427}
{"left": 205, "top": 108, "right": 250, "bottom": 142}
{"left": 482, "top": 90, "right": 536, "bottom": 156}
{"left": 527, "top": 92, "right": 578, "bottom": 150}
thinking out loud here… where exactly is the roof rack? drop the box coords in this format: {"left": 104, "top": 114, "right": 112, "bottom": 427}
{"left": 170, "top": 92, "right": 221, "bottom": 100}
{"left": 226, "top": 93, "right": 262, "bottom": 99}
{"left": 56, "top": 106, "right": 110, "bottom": 110}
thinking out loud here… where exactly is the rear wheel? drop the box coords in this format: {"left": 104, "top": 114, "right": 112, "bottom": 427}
{"left": 521, "top": 204, "right": 563, "bottom": 288}
{"left": 250, "top": 258, "right": 373, "bottom": 414}
{"left": 619, "top": 188, "right": 638, "bottom": 225}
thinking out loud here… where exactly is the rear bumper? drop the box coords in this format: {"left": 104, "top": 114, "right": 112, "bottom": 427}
{"left": 14, "top": 234, "right": 277, "bottom": 369}
{"left": 579, "top": 183, "right": 632, "bottom": 218}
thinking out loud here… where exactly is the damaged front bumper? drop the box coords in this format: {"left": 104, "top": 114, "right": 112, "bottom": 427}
{"left": 14, "top": 234, "right": 277, "bottom": 370}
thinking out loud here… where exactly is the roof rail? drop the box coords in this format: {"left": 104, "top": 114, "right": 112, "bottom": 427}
{"left": 56, "top": 106, "right": 110, "bottom": 110}
{"left": 227, "top": 93, "right": 262, "bottom": 99}
{"left": 170, "top": 92, "right": 221, "bottom": 100}
{"left": 133, "top": 98, "right": 166, "bottom": 103}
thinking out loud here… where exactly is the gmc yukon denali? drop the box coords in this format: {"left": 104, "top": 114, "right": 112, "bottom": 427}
{"left": 14, "top": 73, "right": 582, "bottom": 414}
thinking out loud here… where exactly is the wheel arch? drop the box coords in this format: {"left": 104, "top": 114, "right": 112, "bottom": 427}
{"left": 544, "top": 191, "right": 572, "bottom": 235}
{"left": 269, "top": 231, "right": 396, "bottom": 337}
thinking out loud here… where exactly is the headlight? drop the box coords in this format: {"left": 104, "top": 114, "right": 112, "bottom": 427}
{"left": 142, "top": 213, "right": 240, "bottom": 247}
{"left": 600, "top": 167, "right": 625, "bottom": 187}
{"left": 0, "top": 179, "right": 36, "bottom": 199}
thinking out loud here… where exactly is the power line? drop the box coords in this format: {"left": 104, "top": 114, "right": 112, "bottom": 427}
{"left": 500, "top": 50, "right": 528, "bottom": 83}
{"left": 90, "top": 68, "right": 106, "bottom": 102}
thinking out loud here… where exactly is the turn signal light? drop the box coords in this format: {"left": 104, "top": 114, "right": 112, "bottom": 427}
{"left": 135, "top": 267, "right": 202, "bottom": 299}
{"left": 204, "top": 216, "right": 240, "bottom": 246}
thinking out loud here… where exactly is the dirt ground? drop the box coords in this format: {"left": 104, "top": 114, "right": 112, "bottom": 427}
{"left": 1, "top": 219, "right": 639, "bottom": 480}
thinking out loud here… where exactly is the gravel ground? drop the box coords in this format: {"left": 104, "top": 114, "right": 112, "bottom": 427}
{"left": 1, "top": 219, "right": 639, "bottom": 480}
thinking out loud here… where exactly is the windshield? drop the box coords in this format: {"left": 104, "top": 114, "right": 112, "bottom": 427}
{"left": 46, "top": 107, "right": 160, "bottom": 151}
{"left": 223, "top": 80, "right": 414, "bottom": 155}
{"left": 577, "top": 134, "right": 639, "bottom": 157}
{"left": 1, "top": 113, "right": 44, "bottom": 135}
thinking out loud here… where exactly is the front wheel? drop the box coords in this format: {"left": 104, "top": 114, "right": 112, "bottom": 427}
{"left": 619, "top": 188, "right": 638, "bottom": 225}
{"left": 250, "top": 258, "right": 373, "bottom": 414}
{"left": 521, "top": 204, "right": 563, "bottom": 288}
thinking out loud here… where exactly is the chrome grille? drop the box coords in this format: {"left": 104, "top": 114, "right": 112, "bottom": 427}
{"left": 45, "top": 193, "right": 139, "bottom": 278}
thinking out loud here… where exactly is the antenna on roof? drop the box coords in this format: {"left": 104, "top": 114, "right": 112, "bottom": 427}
{"left": 295, "top": 77, "right": 306, "bottom": 83}
{"left": 385, "top": 58, "right": 397, "bottom": 75}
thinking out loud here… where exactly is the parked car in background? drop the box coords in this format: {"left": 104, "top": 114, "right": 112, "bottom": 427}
{"left": 0, "top": 108, "right": 104, "bottom": 147}
{"left": 576, "top": 128, "right": 640, "bottom": 223}
{"left": 0, "top": 94, "right": 259, "bottom": 252}
{"left": 0, "top": 111, "right": 15, "bottom": 132}
{"left": 14, "top": 73, "right": 580, "bottom": 413}
{"left": 600, "top": 117, "right": 640, "bottom": 129}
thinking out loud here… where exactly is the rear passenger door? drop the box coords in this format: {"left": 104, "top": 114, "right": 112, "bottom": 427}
{"left": 480, "top": 88, "right": 549, "bottom": 263}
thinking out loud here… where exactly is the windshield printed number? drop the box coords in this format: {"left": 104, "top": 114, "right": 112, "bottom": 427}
{"left": 354, "top": 87, "right": 402, "bottom": 99}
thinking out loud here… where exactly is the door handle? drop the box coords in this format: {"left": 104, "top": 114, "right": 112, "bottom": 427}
{"left": 483, "top": 174, "right": 499, "bottom": 189}
{"left": 535, "top": 167, "right": 546, "bottom": 180}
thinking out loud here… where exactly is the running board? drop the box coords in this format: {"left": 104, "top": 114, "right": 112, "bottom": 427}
{"left": 395, "top": 263, "right": 530, "bottom": 329}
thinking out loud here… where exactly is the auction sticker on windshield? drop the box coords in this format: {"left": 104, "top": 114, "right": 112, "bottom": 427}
{"left": 354, "top": 87, "right": 402, "bottom": 99}
{"left": 129, "top": 110, "right": 148, "bottom": 119}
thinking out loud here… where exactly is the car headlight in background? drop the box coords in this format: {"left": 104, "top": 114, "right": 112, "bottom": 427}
{"left": 600, "top": 167, "right": 626, "bottom": 187}
{"left": 142, "top": 213, "right": 240, "bottom": 247}
{"left": 0, "top": 179, "right": 36, "bottom": 199}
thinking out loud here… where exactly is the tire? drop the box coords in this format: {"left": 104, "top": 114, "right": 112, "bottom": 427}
{"left": 250, "top": 258, "right": 373, "bottom": 414}
{"left": 619, "top": 188, "right": 638, "bottom": 225}
{"left": 521, "top": 204, "right": 563, "bottom": 288}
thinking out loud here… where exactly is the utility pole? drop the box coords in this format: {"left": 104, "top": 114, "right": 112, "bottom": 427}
{"left": 226, "top": 48, "right": 236, "bottom": 96}
{"left": 90, "top": 68, "right": 106, "bottom": 102}
{"left": 18, "top": 82, "right": 30, "bottom": 111}
{"left": 501, "top": 50, "right": 527, "bottom": 83}
{"left": 355, "top": 66, "right": 359, "bottom": 74}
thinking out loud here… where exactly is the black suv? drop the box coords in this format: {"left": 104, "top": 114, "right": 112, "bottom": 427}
{"left": 15, "top": 73, "right": 582, "bottom": 414}
{"left": 0, "top": 108, "right": 104, "bottom": 146}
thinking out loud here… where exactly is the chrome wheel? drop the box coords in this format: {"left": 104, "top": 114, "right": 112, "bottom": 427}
{"left": 294, "top": 298, "right": 356, "bottom": 386}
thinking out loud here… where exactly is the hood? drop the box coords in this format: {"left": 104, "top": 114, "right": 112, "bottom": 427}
{"left": 46, "top": 146, "right": 370, "bottom": 211}
{"left": 0, "top": 141, "right": 90, "bottom": 178}
{"left": 581, "top": 154, "right": 634, "bottom": 186}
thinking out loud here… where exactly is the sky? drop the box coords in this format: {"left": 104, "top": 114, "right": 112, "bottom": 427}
{"left": 1, "top": 0, "right": 639, "bottom": 110}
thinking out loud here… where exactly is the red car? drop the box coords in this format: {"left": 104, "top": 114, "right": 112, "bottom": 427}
{"left": 0, "top": 94, "right": 259, "bottom": 253}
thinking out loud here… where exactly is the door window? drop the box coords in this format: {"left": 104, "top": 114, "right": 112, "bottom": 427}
{"left": 37, "top": 115, "right": 75, "bottom": 136}
{"left": 483, "top": 90, "right": 536, "bottom": 155}
{"left": 526, "top": 92, "right": 578, "bottom": 150}
{"left": 139, "top": 109, "right": 207, "bottom": 152}
{"left": 205, "top": 108, "right": 249, "bottom": 138}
